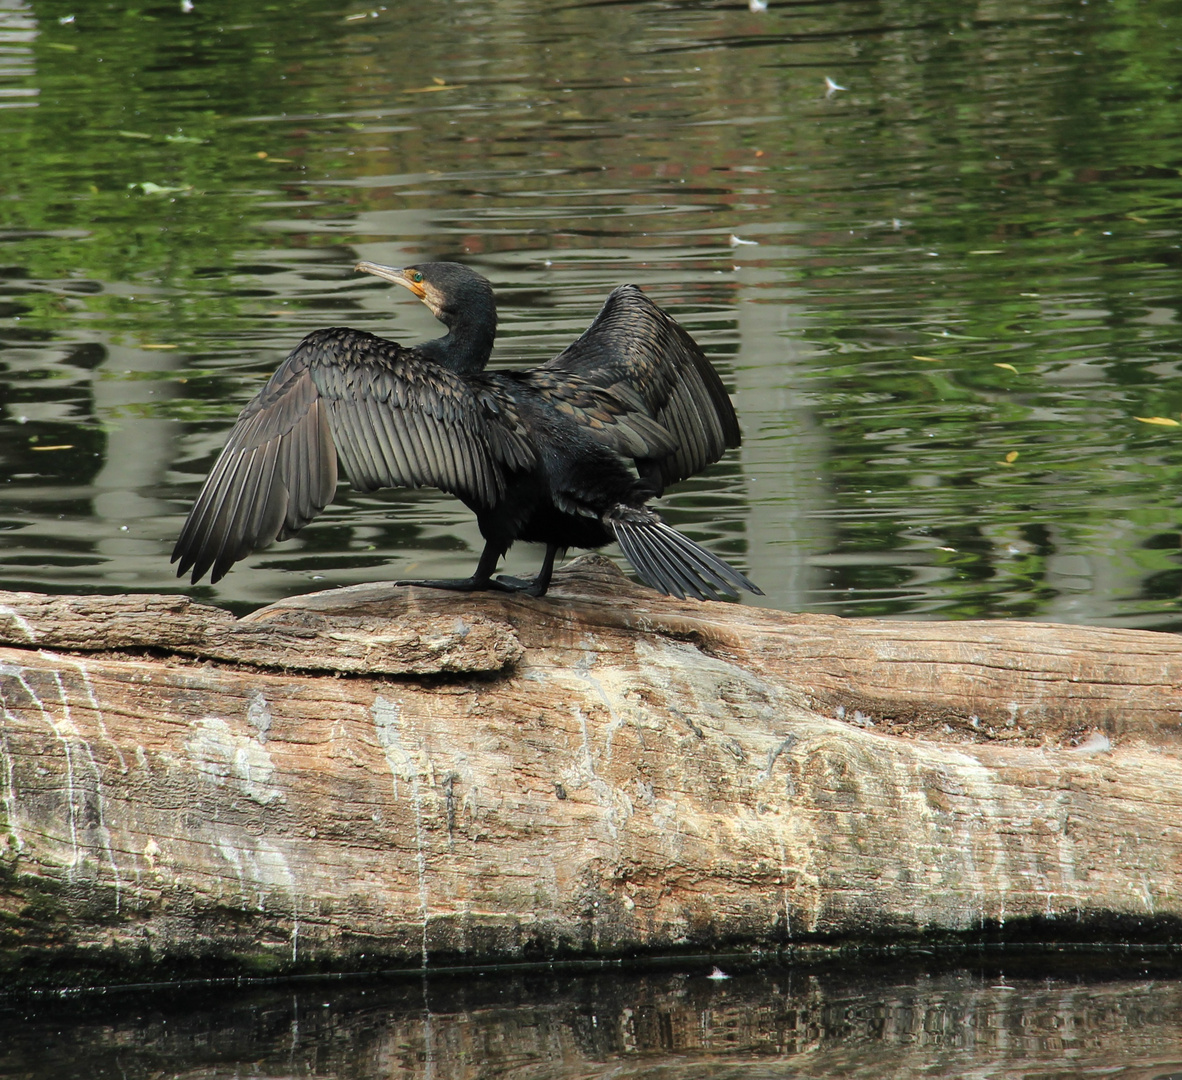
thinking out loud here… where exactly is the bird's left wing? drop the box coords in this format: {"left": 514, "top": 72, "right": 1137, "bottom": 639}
{"left": 517, "top": 368, "right": 678, "bottom": 462}
{"left": 542, "top": 285, "right": 740, "bottom": 491}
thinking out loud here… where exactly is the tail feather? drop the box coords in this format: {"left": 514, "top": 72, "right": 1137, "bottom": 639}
{"left": 615, "top": 521, "right": 697, "bottom": 600}
{"left": 613, "top": 521, "right": 684, "bottom": 598}
{"left": 609, "top": 510, "right": 762, "bottom": 601}
{"left": 646, "top": 528, "right": 706, "bottom": 600}
{"left": 655, "top": 521, "right": 761, "bottom": 597}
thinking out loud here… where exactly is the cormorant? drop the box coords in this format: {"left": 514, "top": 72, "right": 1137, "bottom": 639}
{"left": 172, "top": 261, "right": 761, "bottom": 601}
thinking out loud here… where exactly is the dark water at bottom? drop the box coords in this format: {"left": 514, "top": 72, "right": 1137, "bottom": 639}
{"left": 4, "top": 954, "right": 1182, "bottom": 1080}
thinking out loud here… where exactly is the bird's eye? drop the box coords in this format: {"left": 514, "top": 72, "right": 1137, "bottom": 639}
{"left": 411, "top": 271, "right": 424, "bottom": 283}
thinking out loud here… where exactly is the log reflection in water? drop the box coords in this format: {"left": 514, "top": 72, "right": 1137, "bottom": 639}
{"left": 3, "top": 964, "right": 1182, "bottom": 1080}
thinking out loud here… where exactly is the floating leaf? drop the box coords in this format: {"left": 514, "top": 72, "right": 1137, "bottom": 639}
{"left": 994, "top": 362, "right": 1018, "bottom": 373}
{"left": 969, "top": 249, "right": 1004, "bottom": 255}
{"left": 1005, "top": 451, "right": 1019, "bottom": 463}
{"left": 118, "top": 130, "right": 154, "bottom": 140}
{"left": 1134, "top": 416, "right": 1180, "bottom": 426}
{"left": 403, "top": 83, "right": 464, "bottom": 93}
{"left": 31, "top": 444, "right": 74, "bottom": 451}
{"left": 1127, "top": 213, "right": 1148, "bottom": 224}
{"left": 44, "top": 42, "right": 78, "bottom": 52}
{"left": 129, "top": 181, "right": 191, "bottom": 194}
{"left": 164, "top": 133, "right": 202, "bottom": 144}
{"left": 913, "top": 355, "right": 941, "bottom": 363}
{"left": 140, "top": 344, "right": 178, "bottom": 350}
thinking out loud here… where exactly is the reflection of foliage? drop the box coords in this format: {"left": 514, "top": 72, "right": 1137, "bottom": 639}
{"left": 2, "top": 0, "right": 1182, "bottom": 619}
{"left": 1, "top": 1, "right": 353, "bottom": 333}
{"left": 754, "top": 0, "right": 1182, "bottom": 623}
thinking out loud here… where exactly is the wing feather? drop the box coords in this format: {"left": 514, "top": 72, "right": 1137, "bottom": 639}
{"left": 385, "top": 409, "right": 424, "bottom": 488}
{"left": 543, "top": 285, "right": 740, "bottom": 490}
{"left": 393, "top": 400, "right": 437, "bottom": 486}
{"left": 243, "top": 440, "right": 283, "bottom": 548}
{"left": 366, "top": 395, "right": 412, "bottom": 483}
{"left": 326, "top": 398, "right": 371, "bottom": 490}
{"left": 172, "top": 327, "right": 533, "bottom": 584}
{"left": 519, "top": 369, "right": 678, "bottom": 463}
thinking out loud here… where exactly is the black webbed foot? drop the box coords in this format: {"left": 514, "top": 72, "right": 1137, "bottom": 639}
{"left": 494, "top": 574, "right": 551, "bottom": 597}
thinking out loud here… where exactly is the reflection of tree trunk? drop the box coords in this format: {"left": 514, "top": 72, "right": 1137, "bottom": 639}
{"left": 731, "top": 262, "right": 832, "bottom": 609}
{"left": 2, "top": 555, "right": 1181, "bottom": 986}
{"left": 89, "top": 342, "right": 182, "bottom": 584}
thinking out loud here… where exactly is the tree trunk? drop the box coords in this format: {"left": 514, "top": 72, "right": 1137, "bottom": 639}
{"left": 1, "top": 555, "right": 1180, "bottom": 986}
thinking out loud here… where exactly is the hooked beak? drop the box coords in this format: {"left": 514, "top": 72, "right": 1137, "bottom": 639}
{"left": 355, "top": 261, "right": 426, "bottom": 299}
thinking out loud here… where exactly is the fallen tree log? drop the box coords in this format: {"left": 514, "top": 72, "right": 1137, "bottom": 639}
{"left": 1, "top": 555, "right": 1181, "bottom": 986}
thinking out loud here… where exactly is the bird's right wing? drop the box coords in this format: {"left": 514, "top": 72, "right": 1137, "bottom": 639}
{"left": 309, "top": 329, "right": 533, "bottom": 503}
{"left": 542, "top": 285, "right": 740, "bottom": 491}
{"left": 172, "top": 328, "right": 533, "bottom": 584}
{"left": 171, "top": 352, "right": 338, "bottom": 585}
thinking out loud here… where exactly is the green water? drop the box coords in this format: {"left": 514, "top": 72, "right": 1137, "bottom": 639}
{"left": 3, "top": 0, "right": 1182, "bottom": 623}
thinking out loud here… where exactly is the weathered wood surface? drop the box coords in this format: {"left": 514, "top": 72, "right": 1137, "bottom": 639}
{"left": 1, "top": 555, "right": 1181, "bottom": 984}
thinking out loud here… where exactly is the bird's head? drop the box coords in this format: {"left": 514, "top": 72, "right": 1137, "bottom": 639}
{"left": 355, "top": 260, "right": 495, "bottom": 329}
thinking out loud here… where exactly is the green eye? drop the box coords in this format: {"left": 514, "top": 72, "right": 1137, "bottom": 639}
{"left": 411, "top": 271, "right": 424, "bottom": 283}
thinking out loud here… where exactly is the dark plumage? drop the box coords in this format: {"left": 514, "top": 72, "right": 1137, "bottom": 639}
{"left": 172, "top": 261, "right": 761, "bottom": 601}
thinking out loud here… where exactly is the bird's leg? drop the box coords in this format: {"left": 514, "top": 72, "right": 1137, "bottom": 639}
{"left": 495, "top": 543, "right": 559, "bottom": 597}
{"left": 392, "top": 540, "right": 515, "bottom": 592}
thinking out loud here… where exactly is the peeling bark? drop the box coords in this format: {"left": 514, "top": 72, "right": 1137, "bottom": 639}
{"left": 1, "top": 555, "right": 1180, "bottom": 986}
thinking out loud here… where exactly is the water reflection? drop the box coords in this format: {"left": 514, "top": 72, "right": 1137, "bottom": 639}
{"left": 1, "top": 0, "right": 1182, "bottom": 624}
{"left": 5, "top": 961, "right": 1182, "bottom": 1079}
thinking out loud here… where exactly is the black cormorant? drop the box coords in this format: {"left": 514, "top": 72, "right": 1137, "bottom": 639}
{"left": 171, "top": 261, "right": 760, "bottom": 601}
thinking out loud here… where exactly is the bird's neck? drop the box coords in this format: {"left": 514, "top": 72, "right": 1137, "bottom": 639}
{"left": 418, "top": 318, "right": 495, "bottom": 374}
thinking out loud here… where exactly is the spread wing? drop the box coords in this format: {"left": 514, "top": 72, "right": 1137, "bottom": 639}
{"left": 171, "top": 327, "right": 534, "bottom": 584}
{"left": 542, "top": 285, "right": 740, "bottom": 491}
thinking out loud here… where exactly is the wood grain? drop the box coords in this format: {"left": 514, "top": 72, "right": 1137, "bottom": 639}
{"left": 1, "top": 556, "right": 1180, "bottom": 984}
